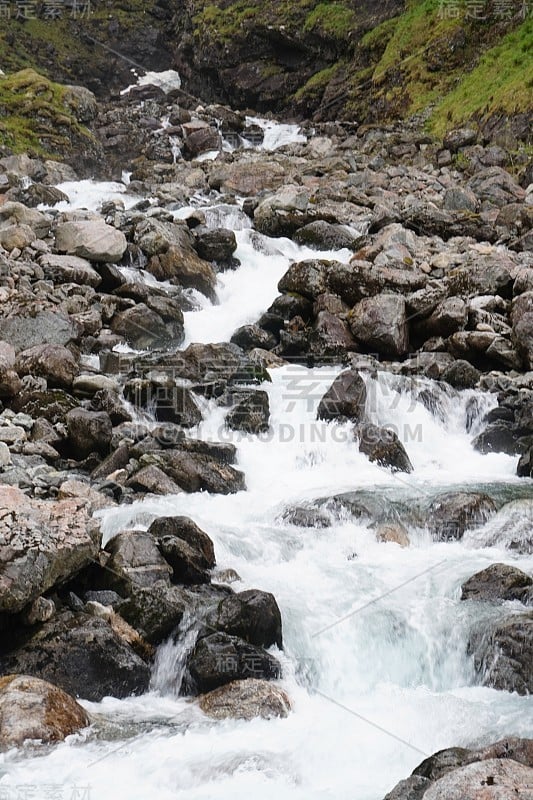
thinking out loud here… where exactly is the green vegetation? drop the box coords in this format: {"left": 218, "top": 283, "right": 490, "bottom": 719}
{"left": 0, "top": 69, "right": 93, "bottom": 156}
{"left": 303, "top": 3, "right": 357, "bottom": 38}
{"left": 430, "top": 19, "right": 533, "bottom": 135}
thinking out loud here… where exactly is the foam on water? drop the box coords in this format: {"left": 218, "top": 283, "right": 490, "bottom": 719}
{"left": 6, "top": 149, "right": 533, "bottom": 800}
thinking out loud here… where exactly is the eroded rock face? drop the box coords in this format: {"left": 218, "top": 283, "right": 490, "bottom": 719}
{"left": 0, "top": 674, "right": 90, "bottom": 747}
{"left": 198, "top": 678, "right": 291, "bottom": 721}
{"left": 0, "top": 486, "right": 101, "bottom": 614}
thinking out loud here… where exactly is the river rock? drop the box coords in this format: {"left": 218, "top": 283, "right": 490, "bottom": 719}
{"left": 195, "top": 228, "right": 237, "bottom": 265}
{"left": 461, "top": 563, "right": 532, "bottom": 603}
{"left": 231, "top": 324, "right": 277, "bottom": 351}
{"left": 104, "top": 531, "right": 172, "bottom": 592}
{"left": 356, "top": 423, "right": 413, "bottom": 473}
{"left": 469, "top": 612, "right": 533, "bottom": 694}
{"left": 0, "top": 611, "right": 151, "bottom": 701}
{"left": 278, "top": 260, "right": 330, "bottom": 299}
{"left": 205, "top": 589, "right": 282, "bottom": 648}
{"left": 198, "top": 678, "right": 291, "bottom": 721}
{"left": 293, "top": 220, "right": 361, "bottom": 250}
{"left": 111, "top": 303, "right": 184, "bottom": 349}
{"left": 511, "top": 291, "right": 533, "bottom": 369}
{"left": 0, "top": 310, "right": 82, "bottom": 353}
{"left": 441, "top": 359, "right": 480, "bottom": 389}
{"left": 186, "top": 633, "right": 281, "bottom": 693}
{"left": 15, "top": 344, "right": 79, "bottom": 389}
{"left": 149, "top": 516, "right": 215, "bottom": 584}
{"left": 0, "top": 485, "right": 100, "bottom": 614}
{"left": 349, "top": 295, "right": 409, "bottom": 357}
{"left": 467, "top": 167, "right": 526, "bottom": 208}
{"left": 124, "top": 379, "right": 202, "bottom": 428}
{"left": 54, "top": 220, "right": 127, "bottom": 263}
{"left": 0, "top": 201, "right": 51, "bottom": 237}
{"left": 226, "top": 390, "right": 270, "bottom": 434}
{"left": 66, "top": 408, "right": 112, "bottom": 459}
{"left": 0, "top": 674, "right": 89, "bottom": 747}
{"left": 39, "top": 253, "right": 102, "bottom": 287}
{"left": 317, "top": 369, "right": 366, "bottom": 422}
{"left": 160, "top": 449, "right": 246, "bottom": 494}
{"left": 427, "top": 491, "right": 497, "bottom": 541}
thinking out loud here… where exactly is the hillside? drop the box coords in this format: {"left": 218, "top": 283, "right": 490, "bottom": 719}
{"left": 0, "top": 0, "right": 531, "bottom": 143}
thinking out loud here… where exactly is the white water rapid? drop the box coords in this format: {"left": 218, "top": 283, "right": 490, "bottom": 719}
{"left": 4, "top": 122, "right": 533, "bottom": 800}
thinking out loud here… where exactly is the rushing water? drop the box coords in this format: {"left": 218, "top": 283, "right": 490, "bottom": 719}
{"left": 5, "top": 120, "right": 533, "bottom": 800}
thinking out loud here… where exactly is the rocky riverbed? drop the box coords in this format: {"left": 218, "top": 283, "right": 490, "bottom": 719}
{"left": 0, "top": 75, "right": 532, "bottom": 799}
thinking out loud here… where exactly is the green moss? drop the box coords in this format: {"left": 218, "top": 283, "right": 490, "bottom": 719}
{"left": 430, "top": 19, "right": 533, "bottom": 135}
{"left": 360, "top": 16, "right": 399, "bottom": 52}
{"left": 0, "top": 68, "right": 93, "bottom": 156}
{"left": 293, "top": 64, "right": 339, "bottom": 101}
{"left": 304, "top": 2, "right": 357, "bottom": 38}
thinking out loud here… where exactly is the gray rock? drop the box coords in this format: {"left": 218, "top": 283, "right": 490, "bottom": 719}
{"left": 104, "top": 531, "right": 172, "bottom": 592}
{"left": 15, "top": 344, "right": 78, "bottom": 390}
{"left": 423, "top": 758, "right": 533, "bottom": 799}
{"left": 349, "top": 295, "right": 409, "bottom": 357}
{"left": 443, "top": 128, "right": 477, "bottom": 152}
{"left": 0, "top": 310, "right": 81, "bottom": 353}
{"left": 511, "top": 291, "right": 533, "bottom": 369}
{"left": 39, "top": 254, "right": 102, "bottom": 287}
{"left": 0, "top": 485, "right": 100, "bottom": 614}
{"left": 66, "top": 408, "right": 112, "bottom": 459}
{"left": 356, "top": 423, "right": 413, "bottom": 473}
{"left": 55, "top": 220, "right": 127, "bottom": 263}
{"left": 111, "top": 303, "right": 184, "bottom": 349}
{"left": 469, "top": 612, "right": 533, "bottom": 694}
{"left": 317, "top": 369, "right": 366, "bottom": 422}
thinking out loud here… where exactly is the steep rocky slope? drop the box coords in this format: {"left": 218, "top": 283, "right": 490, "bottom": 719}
{"left": 1, "top": 1, "right": 531, "bottom": 145}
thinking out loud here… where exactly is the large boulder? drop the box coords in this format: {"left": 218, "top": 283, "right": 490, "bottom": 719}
{"left": 468, "top": 612, "right": 533, "bottom": 695}
{"left": 0, "top": 341, "right": 22, "bottom": 399}
{"left": 66, "top": 408, "right": 112, "bottom": 459}
{"left": 0, "top": 674, "right": 89, "bottom": 747}
{"left": 14, "top": 344, "right": 78, "bottom": 389}
{"left": 278, "top": 260, "right": 330, "bottom": 299}
{"left": 385, "top": 738, "right": 533, "bottom": 799}
{"left": 461, "top": 563, "right": 532, "bottom": 603}
{"left": 159, "top": 449, "right": 246, "bottom": 494}
{"left": 148, "top": 516, "right": 216, "bottom": 585}
{"left": 186, "top": 633, "right": 281, "bottom": 693}
{"left": 111, "top": 303, "right": 184, "bottom": 349}
{"left": 427, "top": 491, "right": 497, "bottom": 541}
{"left": 104, "top": 531, "right": 172, "bottom": 592}
{"left": 39, "top": 253, "right": 102, "bottom": 287}
{"left": 205, "top": 589, "right": 282, "bottom": 648}
{"left": 356, "top": 423, "right": 413, "bottom": 473}
{"left": 0, "top": 611, "right": 151, "bottom": 701}
{"left": 0, "top": 485, "right": 100, "bottom": 615}
{"left": 54, "top": 220, "right": 127, "bottom": 263}
{"left": 124, "top": 379, "right": 202, "bottom": 428}
{"left": 198, "top": 678, "right": 291, "bottom": 721}
{"left": 0, "top": 310, "right": 81, "bottom": 353}
{"left": 349, "top": 295, "right": 409, "bottom": 357}
{"left": 317, "top": 369, "right": 366, "bottom": 422}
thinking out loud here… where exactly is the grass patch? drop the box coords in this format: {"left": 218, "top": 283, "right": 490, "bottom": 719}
{"left": 430, "top": 19, "right": 533, "bottom": 135}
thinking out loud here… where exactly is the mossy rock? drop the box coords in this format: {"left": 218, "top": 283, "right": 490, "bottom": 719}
{"left": 0, "top": 68, "right": 102, "bottom": 170}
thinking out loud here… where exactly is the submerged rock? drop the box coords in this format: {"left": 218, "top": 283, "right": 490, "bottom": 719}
{"left": 427, "top": 491, "right": 497, "bottom": 541}
{"left": 468, "top": 612, "right": 533, "bottom": 695}
{"left": 317, "top": 369, "right": 366, "bottom": 422}
{"left": 461, "top": 563, "right": 532, "bottom": 604}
